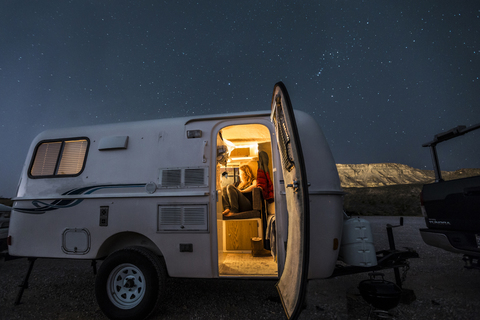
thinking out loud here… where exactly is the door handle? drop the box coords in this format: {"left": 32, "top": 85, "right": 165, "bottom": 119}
{"left": 286, "top": 180, "right": 299, "bottom": 192}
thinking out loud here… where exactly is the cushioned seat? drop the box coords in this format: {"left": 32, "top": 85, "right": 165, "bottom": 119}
{"left": 222, "top": 187, "right": 263, "bottom": 220}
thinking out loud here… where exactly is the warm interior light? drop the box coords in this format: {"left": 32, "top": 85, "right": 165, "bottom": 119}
{"left": 230, "top": 156, "right": 257, "bottom": 161}
{"left": 222, "top": 138, "right": 235, "bottom": 150}
{"left": 222, "top": 136, "right": 259, "bottom": 166}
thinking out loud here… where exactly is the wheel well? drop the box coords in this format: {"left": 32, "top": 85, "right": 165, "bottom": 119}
{"left": 96, "top": 232, "right": 163, "bottom": 259}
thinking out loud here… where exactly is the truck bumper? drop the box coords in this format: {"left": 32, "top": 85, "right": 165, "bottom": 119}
{"left": 420, "top": 228, "right": 480, "bottom": 257}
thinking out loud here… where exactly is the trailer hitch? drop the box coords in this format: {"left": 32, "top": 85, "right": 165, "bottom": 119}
{"left": 331, "top": 217, "right": 419, "bottom": 302}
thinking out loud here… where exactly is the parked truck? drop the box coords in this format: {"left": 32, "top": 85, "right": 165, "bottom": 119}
{"left": 420, "top": 123, "right": 480, "bottom": 269}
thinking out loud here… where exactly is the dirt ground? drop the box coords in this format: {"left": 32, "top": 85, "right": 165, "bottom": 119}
{"left": 1, "top": 216, "right": 479, "bottom": 320}
{"left": 303, "top": 216, "right": 480, "bottom": 319}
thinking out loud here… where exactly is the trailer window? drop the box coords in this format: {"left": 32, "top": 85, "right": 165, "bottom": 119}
{"left": 30, "top": 139, "right": 88, "bottom": 177}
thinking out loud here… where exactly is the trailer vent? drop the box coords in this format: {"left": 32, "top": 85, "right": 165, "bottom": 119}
{"left": 159, "top": 207, "right": 182, "bottom": 225}
{"left": 98, "top": 136, "right": 129, "bottom": 150}
{"left": 158, "top": 205, "right": 208, "bottom": 231}
{"left": 185, "top": 168, "right": 206, "bottom": 186}
{"left": 161, "top": 169, "right": 182, "bottom": 187}
{"left": 158, "top": 167, "right": 208, "bottom": 188}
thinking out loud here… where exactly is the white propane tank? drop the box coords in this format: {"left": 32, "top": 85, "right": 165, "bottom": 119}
{"left": 339, "top": 217, "right": 378, "bottom": 267}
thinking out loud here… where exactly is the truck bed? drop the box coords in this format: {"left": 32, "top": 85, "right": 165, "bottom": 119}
{"left": 421, "top": 175, "right": 480, "bottom": 256}
{"left": 422, "top": 175, "right": 480, "bottom": 232}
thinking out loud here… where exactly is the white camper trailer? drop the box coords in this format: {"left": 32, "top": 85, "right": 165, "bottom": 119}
{"left": 8, "top": 82, "right": 345, "bottom": 320}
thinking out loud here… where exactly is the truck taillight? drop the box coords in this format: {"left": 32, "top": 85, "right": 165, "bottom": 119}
{"left": 7, "top": 235, "right": 12, "bottom": 246}
{"left": 419, "top": 191, "right": 428, "bottom": 217}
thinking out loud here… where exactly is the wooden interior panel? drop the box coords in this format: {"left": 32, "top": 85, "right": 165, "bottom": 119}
{"left": 225, "top": 220, "right": 258, "bottom": 250}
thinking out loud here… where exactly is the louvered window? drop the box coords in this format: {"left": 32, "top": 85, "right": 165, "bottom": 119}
{"left": 158, "top": 205, "right": 208, "bottom": 231}
{"left": 30, "top": 138, "right": 89, "bottom": 177}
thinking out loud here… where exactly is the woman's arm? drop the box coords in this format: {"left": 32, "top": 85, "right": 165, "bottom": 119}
{"left": 241, "top": 180, "right": 257, "bottom": 193}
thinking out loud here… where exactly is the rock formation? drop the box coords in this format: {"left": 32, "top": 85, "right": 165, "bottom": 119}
{"left": 336, "top": 163, "right": 480, "bottom": 188}
{"left": 337, "top": 163, "right": 480, "bottom": 216}
{"left": 336, "top": 163, "right": 435, "bottom": 188}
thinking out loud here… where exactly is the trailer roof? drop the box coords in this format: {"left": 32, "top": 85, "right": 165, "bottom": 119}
{"left": 34, "top": 110, "right": 272, "bottom": 138}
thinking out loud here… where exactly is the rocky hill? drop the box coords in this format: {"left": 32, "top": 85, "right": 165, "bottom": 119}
{"left": 336, "top": 163, "right": 433, "bottom": 187}
{"left": 336, "top": 163, "right": 480, "bottom": 188}
{"left": 337, "top": 163, "right": 480, "bottom": 216}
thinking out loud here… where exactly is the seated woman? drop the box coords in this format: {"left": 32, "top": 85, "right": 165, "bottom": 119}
{"left": 222, "top": 165, "right": 257, "bottom": 217}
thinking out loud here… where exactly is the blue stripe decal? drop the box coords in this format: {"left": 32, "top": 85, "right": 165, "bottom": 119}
{"left": 14, "top": 184, "right": 145, "bottom": 214}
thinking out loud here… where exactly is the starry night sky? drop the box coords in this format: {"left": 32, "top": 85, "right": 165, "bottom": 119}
{"left": 1, "top": 1, "right": 479, "bottom": 197}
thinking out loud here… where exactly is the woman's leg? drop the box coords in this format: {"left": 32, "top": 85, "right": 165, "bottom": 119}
{"left": 221, "top": 186, "right": 230, "bottom": 211}
{"left": 224, "top": 185, "right": 240, "bottom": 213}
{"left": 223, "top": 185, "right": 252, "bottom": 213}
{"left": 237, "top": 192, "right": 253, "bottom": 212}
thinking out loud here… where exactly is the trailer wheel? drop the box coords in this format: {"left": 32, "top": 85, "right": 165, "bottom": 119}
{"left": 95, "top": 247, "right": 166, "bottom": 320}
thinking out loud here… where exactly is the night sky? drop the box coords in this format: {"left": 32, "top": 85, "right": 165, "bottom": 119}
{"left": 1, "top": 1, "right": 479, "bottom": 197}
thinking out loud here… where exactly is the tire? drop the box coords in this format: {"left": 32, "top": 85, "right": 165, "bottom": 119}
{"left": 95, "top": 247, "right": 166, "bottom": 320}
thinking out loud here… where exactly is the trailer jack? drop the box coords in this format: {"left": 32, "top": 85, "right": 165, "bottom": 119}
{"left": 15, "top": 257, "right": 37, "bottom": 305}
{"left": 12, "top": 257, "right": 99, "bottom": 306}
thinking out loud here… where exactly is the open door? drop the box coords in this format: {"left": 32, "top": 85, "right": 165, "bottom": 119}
{"left": 271, "top": 82, "right": 310, "bottom": 320}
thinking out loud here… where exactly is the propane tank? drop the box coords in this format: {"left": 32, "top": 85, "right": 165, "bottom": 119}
{"left": 339, "top": 217, "right": 377, "bottom": 267}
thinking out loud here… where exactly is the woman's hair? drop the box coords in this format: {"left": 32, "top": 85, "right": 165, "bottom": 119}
{"left": 239, "top": 165, "right": 255, "bottom": 185}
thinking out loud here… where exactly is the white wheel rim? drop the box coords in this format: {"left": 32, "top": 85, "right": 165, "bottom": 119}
{"left": 107, "top": 263, "right": 146, "bottom": 309}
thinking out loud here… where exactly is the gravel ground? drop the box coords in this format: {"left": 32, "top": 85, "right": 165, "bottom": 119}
{"left": 1, "top": 216, "right": 479, "bottom": 320}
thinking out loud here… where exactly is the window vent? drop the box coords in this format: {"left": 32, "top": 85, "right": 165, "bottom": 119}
{"left": 158, "top": 205, "right": 208, "bottom": 231}
{"left": 158, "top": 167, "right": 208, "bottom": 188}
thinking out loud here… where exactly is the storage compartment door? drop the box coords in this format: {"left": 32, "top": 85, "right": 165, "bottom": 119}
{"left": 271, "top": 82, "right": 310, "bottom": 320}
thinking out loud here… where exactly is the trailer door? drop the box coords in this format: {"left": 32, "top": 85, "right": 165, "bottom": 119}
{"left": 271, "top": 82, "right": 310, "bottom": 320}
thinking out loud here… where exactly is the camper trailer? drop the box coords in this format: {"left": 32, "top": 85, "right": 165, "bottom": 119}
{"left": 8, "top": 82, "right": 345, "bottom": 319}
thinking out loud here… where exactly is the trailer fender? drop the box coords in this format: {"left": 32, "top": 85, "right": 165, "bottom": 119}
{"left": 96, "top": 232, "right": 163, "bottom": 260}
